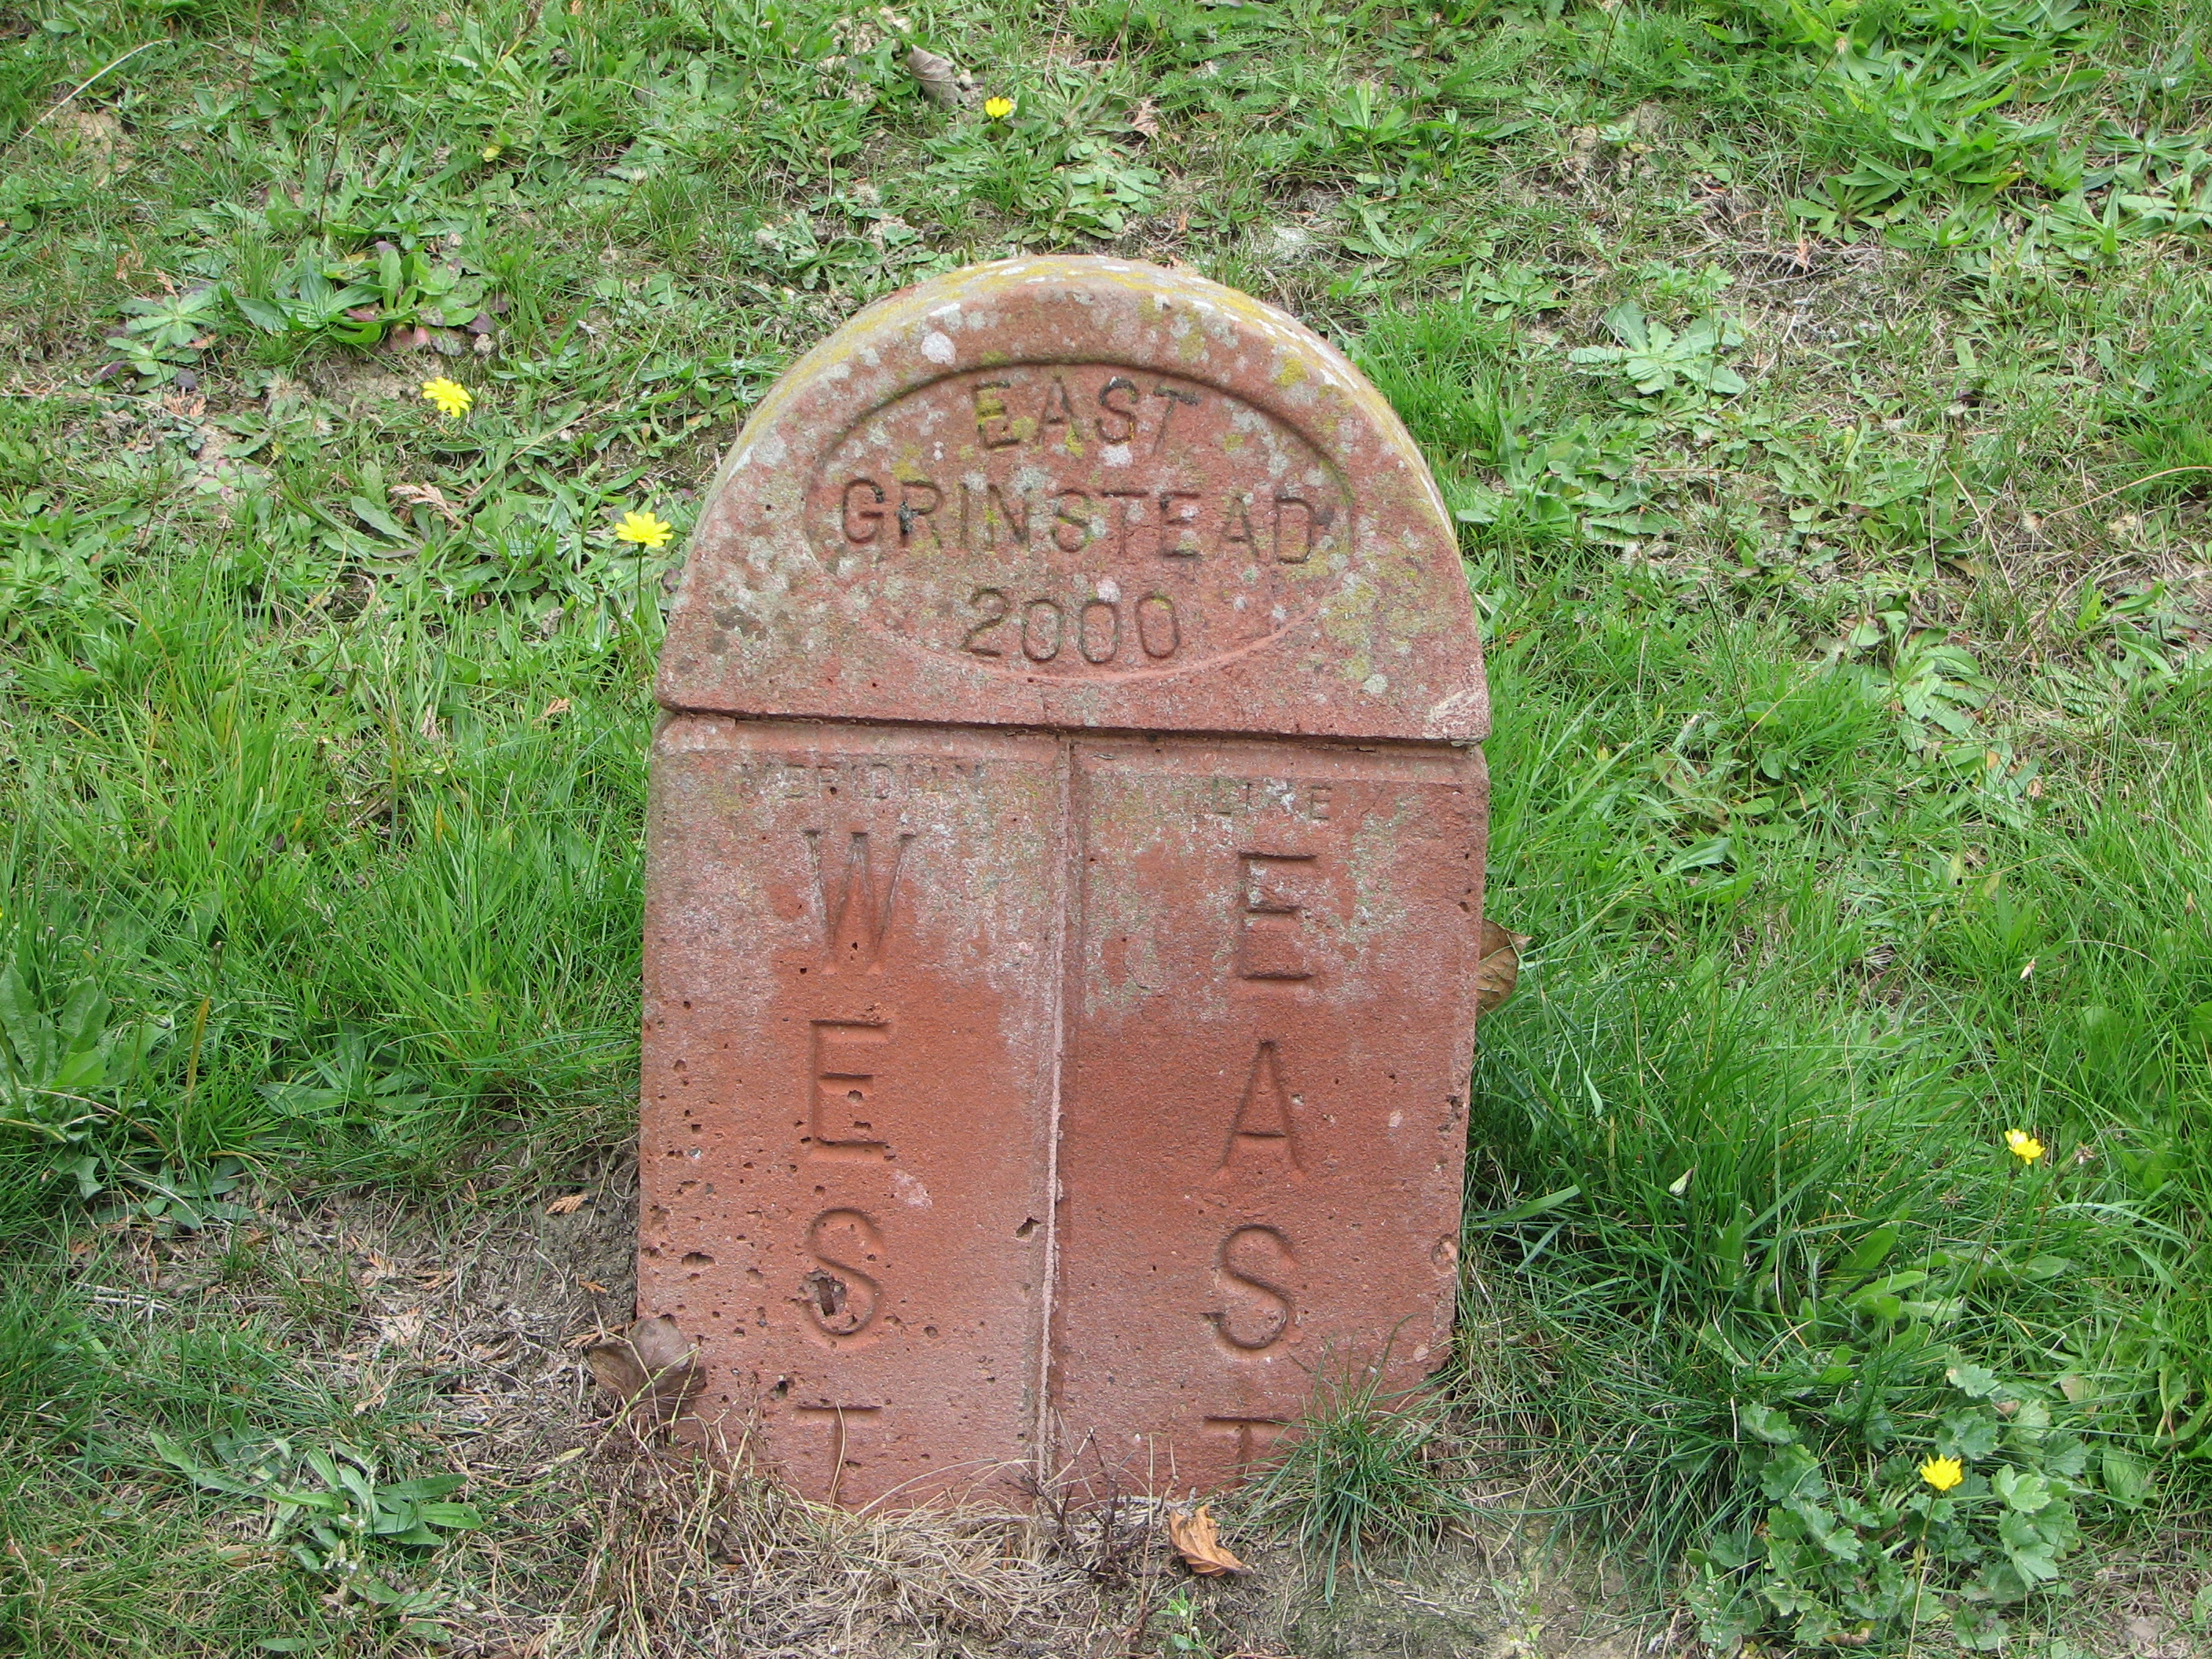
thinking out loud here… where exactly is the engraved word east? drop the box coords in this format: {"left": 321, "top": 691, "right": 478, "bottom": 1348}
{"left": 808, "top": 366, "right": 1354, "bottom": 676}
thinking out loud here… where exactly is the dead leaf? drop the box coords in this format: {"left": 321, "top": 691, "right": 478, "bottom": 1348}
{"left": 377, "top": 1309, "right": 424, "bottom": 1349}
{"left": 1476, "top": 917, "right": 1529, "bottom": 1016}
{"left": 47, "top": 110, "right": 126, "bottom": 184}
{"left": 390, "top": 482, "right": 463, "bottom": 526}
{"left": 1166, "top": 1504, "right": 1249, "bottom": 1577}
{"left": 1567, "top": 125, "right": 1600, "bottom": 178}
{"left": 904, "top": 45, "right": 967, "bottom": 108}
{"left": 2123, "top": 1616, "right": 2166, "bottom": 1651}
{"left": 1128, "top": 97, "right": 1161, "bottom": 141}
{"left": 586, "top": 1314, "right": 705, "bottom": 1426}
{"left": 545, "top": 1192, "right": 588, "bottom": 1215}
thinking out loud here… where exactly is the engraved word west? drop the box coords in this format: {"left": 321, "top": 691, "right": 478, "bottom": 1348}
{"left": 641, "top": 258, "right": 1490, "bottom": 1508}
{"left": 796, "top": 826, "right": 909, "bottom": 1347}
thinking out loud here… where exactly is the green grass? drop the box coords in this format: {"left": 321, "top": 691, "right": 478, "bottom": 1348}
{"left": 4, "top": 0, "right": 2212, "bottom": 1651}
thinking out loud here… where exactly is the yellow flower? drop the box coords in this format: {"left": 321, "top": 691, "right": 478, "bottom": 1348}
{"left": 481, "top": 144, "right": 504, "bottom": 162}
{"left": 2005, "top": 1128, "right": 2045, "bottom": 1165}
{"left": 421, "top": 377, "right": 471, "bottom": 418}
{"left": 983, "top": 96, "right": 1015, "bottom": 119}
{"left": 1920, "top": 1455, "right": 1965, "bottom": 1492}
{"left": 615, "top": 509, "right": 674, "bottom": 549}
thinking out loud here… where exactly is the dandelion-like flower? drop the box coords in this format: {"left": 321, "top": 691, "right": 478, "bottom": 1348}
{"left": 1920, "top": 1455, "right": 1965, "bottom": 1492}
{"left": 2005, "top": 1128, "right": 2045, "bottom": 1165}
{"left": 983, "top": 96, "right": 1015, "bottom": 119}
{"left": 616, "top": 509, "right": 674, "bottom": 549}
{"left": 421, "top": 377, "right": 472, "bottom": 418}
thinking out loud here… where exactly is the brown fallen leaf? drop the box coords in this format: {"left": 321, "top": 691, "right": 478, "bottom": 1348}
{"left": 545, "top": 1192, "right": 588, "bottom": 1216}
{"left": 390, "top": 482, "right": 463, "bottom": 526}
{"left": 903, "top": 44, "right": 968, "bottom": 108}
{"left": 586, "top": 1313, "right": 705, "bottom": 1426}
{"left": 46, "top": 110, "right": 126, "bottom": 185}
{"left": 1166, "top": 1504, "right": 1249, "bottom": 1577}
{"left": 1476, "top": 917, "right": 1530, "bottom": 1016}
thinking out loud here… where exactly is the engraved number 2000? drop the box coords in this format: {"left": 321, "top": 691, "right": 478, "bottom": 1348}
{"left": 962, "top": 588, "right": 1181, "bottom": 665}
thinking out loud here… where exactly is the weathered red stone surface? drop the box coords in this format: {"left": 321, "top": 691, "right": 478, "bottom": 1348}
{"left": 1050, "top": 738, "right": 1484, "bottom": 1495}
{"left": 643, "top": 719, "right": 1062, "bottom": 1503}
{"left": 639, "top": 257, "right": 1488, "bottom": 1508}
{"left": 655, "top": 258, "right": 1485, "bottom": 740}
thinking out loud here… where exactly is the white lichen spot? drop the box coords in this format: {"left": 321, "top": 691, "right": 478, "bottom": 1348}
{"left": 1363, "top": 673, "right": 1389, "bottom": 695}
{"left": 1389, "top": 1110, "right": 1404, "bottom": 1129}
{"left": 1101, "top": 443, "right": 1133, "bottom": 467}
{"left": 921, "top": 329, "right": 956, "bottom": 364}
{"left": 892, "top": 1170, "right": 933, "bottom": 1209}
{"left": 1097, "top": 577, "right": 1122, "bottom": 603}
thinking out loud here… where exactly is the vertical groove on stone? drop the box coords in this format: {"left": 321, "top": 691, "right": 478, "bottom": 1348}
{"left": 1035, "top": 733, "right": 1078, "bottom": 1481}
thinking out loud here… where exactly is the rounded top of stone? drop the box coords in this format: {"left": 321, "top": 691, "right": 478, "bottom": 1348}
{"left": 657, "top": 256, "right": 1486, "bottom": 742}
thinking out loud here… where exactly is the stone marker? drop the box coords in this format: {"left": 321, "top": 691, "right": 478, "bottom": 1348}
{"left": 639, "top": 257, "right": 1489, "bottom": 1508}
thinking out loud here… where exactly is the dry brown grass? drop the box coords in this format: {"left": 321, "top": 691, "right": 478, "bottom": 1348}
{"left": 49, "top": 1165, "right": 1652, "bottom": 1657}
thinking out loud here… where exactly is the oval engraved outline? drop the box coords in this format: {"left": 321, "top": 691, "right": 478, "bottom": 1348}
{"left": 805, "top": 365, "right": 1357, "bottom": 686}
{"left": 1021, "top": 598, "right": 1064, "bottom": 663}
{"left": 1077, "top": 596, "right": 1120, "bottom": 665}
